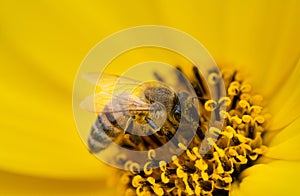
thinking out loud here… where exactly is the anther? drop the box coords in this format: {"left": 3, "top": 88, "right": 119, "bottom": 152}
{"left": 204, "top": 100, "right": 218, "bottom": 111}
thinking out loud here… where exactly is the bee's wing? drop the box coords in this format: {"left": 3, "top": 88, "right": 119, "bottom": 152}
{"left": 80, "top": 91, "right": 151, "bottom": 113}
{"left": 83, "top": 73, "right": 142, "bottom": 95}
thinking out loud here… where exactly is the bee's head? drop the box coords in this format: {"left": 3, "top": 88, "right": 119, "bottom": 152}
{"left": 173, "top": 91, "right": 200, "bottom": 124}
{"left": 143, "top": 83, "right": 176, "bottom": 112}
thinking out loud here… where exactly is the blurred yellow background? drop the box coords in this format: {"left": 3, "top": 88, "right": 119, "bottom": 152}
{"left": 0, "top": 0, "right": 299, "bottom": 195}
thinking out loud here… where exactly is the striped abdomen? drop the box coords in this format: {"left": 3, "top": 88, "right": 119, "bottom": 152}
{"left": 88, "top": 112, "right": 126, "bottom": 153}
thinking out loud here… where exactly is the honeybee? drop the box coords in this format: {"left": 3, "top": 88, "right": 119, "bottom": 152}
{"left": 81, "top": 73, "right": 199, "bottom": 153}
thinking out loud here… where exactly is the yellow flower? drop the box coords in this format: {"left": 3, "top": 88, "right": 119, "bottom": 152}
{"left": 0, "top": 0, "right": 299, "bottom": 195}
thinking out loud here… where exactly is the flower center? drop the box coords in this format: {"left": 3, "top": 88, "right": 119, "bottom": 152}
{"left": 117, "top": 67, "right": 268, "bottom": 196}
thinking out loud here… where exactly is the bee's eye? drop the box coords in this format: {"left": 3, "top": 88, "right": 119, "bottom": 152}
{"left": 173, "top": 104, "right": 181, "bottom": 121}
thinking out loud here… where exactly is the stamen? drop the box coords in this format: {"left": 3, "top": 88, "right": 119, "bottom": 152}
{"left": 147, "top": 149, "right": 156, "bottom": 160}
{"left": 143, "top": 162, "right": 153, "bottom": 175}
{"left": 205, "top": 100, "right": 218, "bottom": 111}
{"left": 117, "top": 67, "right": 268, "bottom": 196}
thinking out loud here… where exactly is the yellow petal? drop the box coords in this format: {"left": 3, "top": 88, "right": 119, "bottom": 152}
{"left": 1, "top": 0, "right": 299, "bottom": 182}
{"left": 266, "top": 59, "right": 300, "bottom": 130}
{"left": 209, "top": 0, "right": 300, "bottom": 99}
{"left": 263, "top": 117, "right": 300, "bottom": 161}
{"left": 0, "top": 47, "right": 114, "bottom": 178}
{"left": 0, "top": 170, "right": 116, "bottom": 196}
{"left": 231, "top": 160, "right": 300, "bottom": 196}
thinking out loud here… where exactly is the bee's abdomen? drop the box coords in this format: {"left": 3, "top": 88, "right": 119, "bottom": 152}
{"left": 88, "top": 113, "right": 123, "bottom": 153}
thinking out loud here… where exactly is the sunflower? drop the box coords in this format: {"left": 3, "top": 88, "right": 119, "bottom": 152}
{"left": 0, "top": 0, "right": 299, "bottom": 195}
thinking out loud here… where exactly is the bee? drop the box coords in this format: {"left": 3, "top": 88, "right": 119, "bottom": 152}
{"left": 81, "top": 73, "right": 199, "bottom": 153}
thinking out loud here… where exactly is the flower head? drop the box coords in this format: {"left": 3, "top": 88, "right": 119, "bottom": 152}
{"left": 117, "top": 67, "right": 268, "bottom": 196}
{"left": 0, "top": 0, "right": 300, "bottom": 195}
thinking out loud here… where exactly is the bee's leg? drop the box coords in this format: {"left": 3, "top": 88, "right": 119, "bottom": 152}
{"left": 124, "top": 117, "right": 134, "bottom": 134}
{"left": 145, "top": 117, "right": 159, "bottom": 132}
